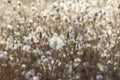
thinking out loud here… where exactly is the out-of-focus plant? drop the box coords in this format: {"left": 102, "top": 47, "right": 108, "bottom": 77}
{"left": 0, "top": 0, "right": 120, "bottom": 80}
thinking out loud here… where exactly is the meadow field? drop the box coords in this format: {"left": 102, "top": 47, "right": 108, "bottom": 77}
{"left": 0, "top": 0, "right": 120, "bottom": 80}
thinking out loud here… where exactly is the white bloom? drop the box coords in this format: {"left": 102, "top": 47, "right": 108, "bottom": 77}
{"left": 22, "top": 45, "right": 31, "bottom": 52}
{"left": 43, "top": 58, "right": 49, "bottom": 66}
{"left": 69, "top": 32, "right": 75, "bottom": 39}
{"left": 99, "top": 51, "right": 108, "bottom": 58}
{"left": 68, "top": 65, "right": 73, "bottom": 74}
{"left": 96, "top": 74, "right": 104, "bottom": 80}
{"left": 97, "top": 63, "right": 108, "bottom": 72}
{"left": 0, "top": 54, "right": 8, "bottom": 60}
{"left": 31, "top": 6, "right": 37, "bottom": 11}
{"left": 14, "top": 32, "right": 20, "bottom": 36}
{"left": 48, "top": 33, "right": 65, "bottom": 50}
{"left": 33, "top": 37, "right": 39, "bottom": 43}
{"left": 13, "top": 42, "right": 22, "bottom": 50}
{"left": 5, "top": 44, "right": 14, "bottom": 51}
{"left": 51, "top": 2, "right": 59, "bottom": 8}
{"left": 2, "top": 0, "right": 7, "bottom": 2}
{"left": 100, "top": 35, "right": 107, "bottom": 45}
{"left": 45, "top": 51, "right": 52, "bottom": 56}
{"left": 74, "top": 58, "right": 81, "bottom": 62}
{"left": 32, "top": 48, "right": 42, "bottom": 56}
{"left": 35, "top": 26, "right": 43, "bottom": 33}
{"left": 29, "top": 31, "right": 39, "bottom": 43}
{"left": 5, "top": 36, "right": 14, "bottom": 50}
{"left": 7, "top": 24, "right": 13, "bottom": 30}
{"left": 28, "top": 18, "right": 33, "bottom": 23}
{"left": 33, "top": 76, "right": 39, "bottom": 80}
{"left": 25, "top": 69, "right": 35, "bottom": 80}
{"left": 0, "top": 51, "right": 8, "bottom": 60}
{"left": 91, "top": 0, "right": 98, "bottom": 6}
{"left": 0, "top": 37, "right": 6, "bottom": 45}
{"left": 23, "top": 36, "right": 31, "bottom": 44}
{"left": 21, "top": 64, "right": 26, "bottom": 68}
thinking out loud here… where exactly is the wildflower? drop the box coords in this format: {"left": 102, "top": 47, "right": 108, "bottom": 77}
{"left": 32, "top": 48, "right": 42, "bottom": 56}
{"left": 7, "top": 24, "right": 13, "bottom": 30}
{"left": 68, "top": 65, "right": 73, "bottom": 75}
{"left": 22, "top": 45, "right": 31, "bottom": 52}
{"left": 96, "top": 74, "right": 104, "bottom": 80}
{"left": 17, "top": 1, "right": 22, "bottom": 7}
{"left": 25, "top": 69, "right": 35, "bottom": 80}
{"left": 97, "top": 63, "right": 108, "bottom": 72}
{"left": 0, "top": 52, "right": 8, "bottom": 60}
{"left": 51, "top": 2, "right": 59, "bottom": 8}
{"left": 5, "top": 36, "right": 14, "bottom": 50}
{"left": 42, "top": 58, "right": 49, "bottom": 66}
{"left": 35, "top": 26, "right": 43, "bottom": 33}
{"left": 33, "top": 76, "right": 39, "bottom": 80}
{"left": 48, "top": 33, "right": 65, "bottom": 50}
{"left": 23, "top": 36, "right": 31, "bottom": 44}
{"left": 21, "top": 64, "right": 26, "bottom": 68}
{"left": 74, "top": 58, "right": 81, "bottom": 62}
{"left": 29, "top": 31, "right": 39, "bottom": 43}
{"left": 13, "top": 42, "right": 22, "bottom": 50}
{"left": 45, "top": 51, "right": 52, "bottom": 56}
{"left": 0, "top": 38, "right": 6, "bottom": 45}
